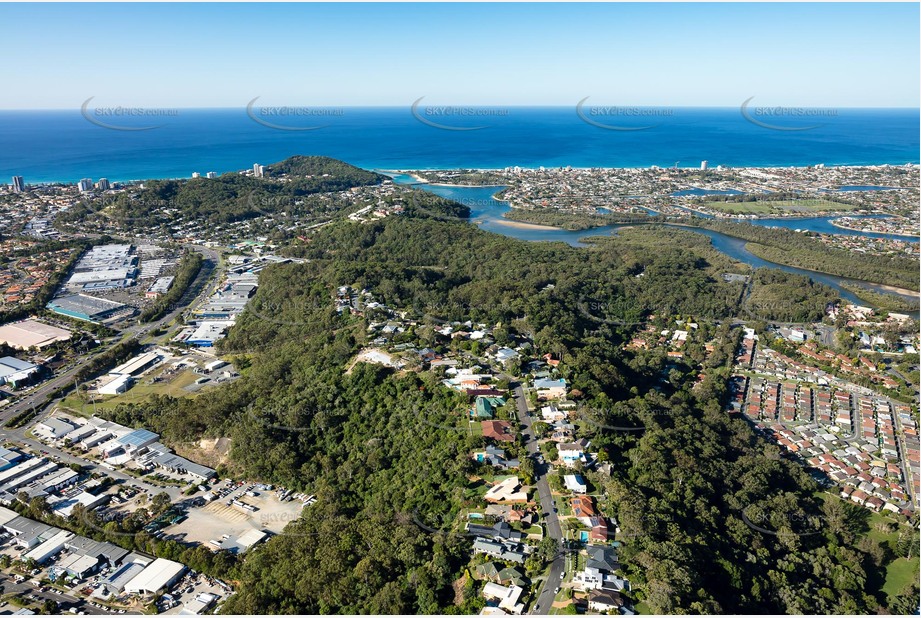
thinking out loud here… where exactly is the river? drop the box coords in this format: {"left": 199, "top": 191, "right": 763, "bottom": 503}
{"left": 388, "top": 175, "right": 919, "bottom": 311}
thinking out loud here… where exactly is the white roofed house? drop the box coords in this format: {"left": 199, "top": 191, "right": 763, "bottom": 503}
{"left": 558, "top": 442, "right": 587, "bottom": 465}
{"left": 564, "top": 474, "right": 587, "bottom": 494}
{"left": 482, "top": 582, "right": 525, "bottom": 614}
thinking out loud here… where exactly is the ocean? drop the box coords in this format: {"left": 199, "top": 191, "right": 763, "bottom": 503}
{"left": 0, "top": 107, "right": 918, "bottom": 184}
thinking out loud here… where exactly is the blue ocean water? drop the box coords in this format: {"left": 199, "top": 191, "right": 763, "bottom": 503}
{"left": 0, "top": 107, "right": 918, "bottom": 184}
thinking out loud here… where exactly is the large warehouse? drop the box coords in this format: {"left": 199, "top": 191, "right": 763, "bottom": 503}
{"left": 0, "top": 356, "right": 39, "bottom": 387}
{"left": 123, "top": 558, "right": 186, "bottom": 595}
{"left": 47, "top": 294, "right": 127, "bottom": 323}
{"left": 0, "top": 319, "right": 71, "bottom": 350}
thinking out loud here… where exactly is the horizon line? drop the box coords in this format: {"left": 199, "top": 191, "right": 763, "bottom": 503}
{"left": 1, "top": 105, "right": 920, "bottom": 112}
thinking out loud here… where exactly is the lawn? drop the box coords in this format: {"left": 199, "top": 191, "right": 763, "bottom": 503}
{"left": 702, "top": 199, "right": 856, "bottom": 215}
{"left": 817, "top": 492, "right": 919, "bottom": 605}
{"left": 881, "top": 557, "right": 919, "bottom": 602}
{"left": 58, "top": 367, "right": 202, "bottom": 415}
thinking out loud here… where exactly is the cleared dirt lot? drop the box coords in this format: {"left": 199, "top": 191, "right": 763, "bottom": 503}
{"left": 162, "top": 489, "right": 306, "bottom": 547}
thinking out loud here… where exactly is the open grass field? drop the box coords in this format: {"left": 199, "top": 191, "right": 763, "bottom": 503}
{"left": 816, "top": 492, "right": 919, "bottom": 605}
{"left": 881, "top": 557, "right": 920, "bottom": 601}
{"left": 702, "top": 199, "right": 856, "bottom": 215}
{"left": 58, "top": 365, "right": 202, "bottom": 415}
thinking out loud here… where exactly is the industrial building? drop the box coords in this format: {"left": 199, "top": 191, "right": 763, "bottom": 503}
{"left": 123, "top": 558, "right": 186, "bottom": 595}
{"left": 103, "top": 558, "right": 151, "bottom": 595}
{"left": 182, "top": 321, "right": 231, "bottom": 347}
{"left": 24, "top": 529, "right": 74, "bottom": 564}
{"left": 0, "top": 319, "right": 71, "bottom": 350}
{"left": 0, "top": 447, "right": 25, "bottom": 471}
{"left": 0, "top": 356, "right": 39, "bottom": 387}
{"left": 47, "top": 294, "right": 129, "bottom": 323}
{"left": 97, "top": 374, "right": 134, "bottom": 395}
{"left": 32, "top": 417, "right": 78, "bottom": 440}
{"left": 64, "top": 244, "right": 139, "bottom": 291}
{"left": 114, "top": 429, "right": 159, "bottom": 455}
{"left": 109, "top": 351, "right": 161, "bottom": 377}
{"left": 146, "top": 276, "right": 174, "bottom": 298}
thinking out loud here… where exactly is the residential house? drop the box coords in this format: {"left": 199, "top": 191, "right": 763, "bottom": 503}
{"left": 534, "top": 378, "right": 567, "bottom": 400}
{"left": 571, "top": 495, "right": 597, "bottom": 522}
{"left": 563, "top": 474, "right": 587, "bottom": 494}
{"left": 482, "top": 583, "right": 525, "bottom": 615}
{"left": 558, "top": 441, "right": 588, "bottom": 465}
{"left": 588, "top": 589, "right": 624, "bottom": 613}
{"left": 541, "top": 404, "right": 566, "bottom": 422}
{"left": 482, "top": 420, "right": 516, "bottom": 443}
{"left": 485, "top": 477, "right": 528, "bottom": 503}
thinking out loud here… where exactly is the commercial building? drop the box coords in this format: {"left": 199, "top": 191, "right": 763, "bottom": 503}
{"left": 0, "top": 320, "right": 71, "bottom": 350}
{"left": 123, "top": 558, "right": 186, "bottom": 595}
{"left": 47, "top": 294, "right": 128, "bottom": 323}
{"left": 24, "top": 530, "right": 74, "bottom": 564}
{"left": 0, "top": 356, "right": 39, "bottom": 387}
{"left": 146, "top": 276, "right": 174, "bottom": 298}
{"left": 11, "top": 176, "right": 24, "bottom": 193}
{"left": 97, "top": 374, "right": 134, "bottom": 395}
{"left": 109, "top": 351, "right": 161, "bottom": 377}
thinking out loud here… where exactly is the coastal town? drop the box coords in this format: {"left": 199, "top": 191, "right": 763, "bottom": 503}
{"left": 406, "top": 164, "right": 920, "bottom": 241}
{"left": 0, "top": 160, "right": 917, "bottom": 615}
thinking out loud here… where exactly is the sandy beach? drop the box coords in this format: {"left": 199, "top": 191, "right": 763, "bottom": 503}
{"left": 869, "top": 283, "right": 921, "bottom": 297}
{"left": 490, "top": 219, "right": 562, "bottom": 231}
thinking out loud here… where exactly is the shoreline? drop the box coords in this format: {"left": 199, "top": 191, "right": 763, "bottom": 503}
{"left": 829, "top": 219, "right": 920, "bottom": 238}
{"left": 488, "top": 219, "right": 563, "bottom": 231}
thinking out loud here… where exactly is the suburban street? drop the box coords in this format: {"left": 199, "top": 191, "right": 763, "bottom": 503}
{"left": 505, "top": 378, "right": 565, "bottom": 615}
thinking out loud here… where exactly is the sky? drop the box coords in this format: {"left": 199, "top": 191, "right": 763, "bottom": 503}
{"left": 1, "top": 2, "right": 918, "bottom": 109}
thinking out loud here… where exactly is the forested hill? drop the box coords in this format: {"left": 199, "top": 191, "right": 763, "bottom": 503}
{"left": 97, "top": 215, "right": 911, "bottom": 614}
{"left": 59, "top": 155, "right": 387, "bottom": 227}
